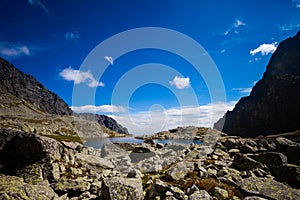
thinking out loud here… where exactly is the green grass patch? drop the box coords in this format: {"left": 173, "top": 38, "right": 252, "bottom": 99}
{"left": 42, "top": 134, "right": 83, "bottom": 144}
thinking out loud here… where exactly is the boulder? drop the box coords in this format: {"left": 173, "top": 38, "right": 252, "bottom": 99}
{"left": 279, "top": 164, "right": 300, "bottom": 188}
{"left": 53, "top": 177, "right": 91, "bottom": 193}
{"left": 0, "top": 129, "right": 61, "bottom": 174}
{"left": 129, "top": 145, "right": 156, "bottom": 163}
{"left": 274, "top": 137, "right": 300, "bottom": 165}
{"left": 148, "top": 179, "right": 170, "bottom": 199}
{"left": 238, "top": 177, "right": 300, "bottom": 200}
{"left": 248, "top": 152, "right": 287, "bottom": 178}
{"left": 188, "top": 190, "right": 210, "bottom": 200}
{"left": 232, "top": 153, "right": 265, "bottom": 171}
{"left": 101, "top": 142, "right": 128, "bottom": 158}
{"left": 101, "top": 176, "right": 144, "bottom": 200}
{"left": 75, "top": 152, "right": 114, "bottom": 169}
{"left": 113, "top": 142, "right": 137, "bottom": 151}
{"left": 165, "top": 161, "right": 194, "bottom": 181}
{"left": 0, "top": 174, "right": 59, "bottom": 199}
{"left": 212, "top": 187, "right": 228, "bottom": 200}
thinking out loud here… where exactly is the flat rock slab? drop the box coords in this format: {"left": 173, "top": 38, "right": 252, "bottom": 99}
{"left": 75, "top": 152, "right": 114, "bottom": 169}
{"left": 238, "top": 177, "right": 300, "bottom": 200}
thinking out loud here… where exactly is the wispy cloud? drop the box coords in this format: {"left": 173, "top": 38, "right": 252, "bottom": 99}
{"left": 59, "top": 67, "right": 104, "bottom": 88}
{"left": 0, "top": 41, "right": 31, "bottom": 58}
{"left": 232, "top": 80, "right": 258, "bottom": 94}
{"left": 224, "top": 19, "right": 246, "bottom": 35}
{"left": 64, "top": 31, "right": 81, "bottom": 44}
{"left": 279, "top": 23, "right": 300, "bottom": 31}
{"left": 250, "top": 42, "right": 277, "bottom": 56}
{"left": 249, "top": 57, "right": 262, "bottom": 63}
{"left": 28, "top": 0, "right": 49, "bottom": 13}
{"left": 111, "top": 102, "right": 237, "bottom": 135}
{"left": 234, "top": 19, "right": 246, "bottom": 28}
{"left": 71, "top": 105, "right": 126, "bottom": 113}
{"left": 232, "top": 87, "right": 252, "bottom": 94}
{"left": 169, "top": 76, "right": 190, "bottom": 89}
{"left": 293, "top": 0, "right": 300, "bottom": 8}
{"left": 104, "top": 56, "right": 114, "bottom": 65}
{"left": 220, "top": 49, "right": 226, "bottom": 53}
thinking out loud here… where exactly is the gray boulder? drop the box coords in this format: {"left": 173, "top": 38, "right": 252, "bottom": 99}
{"left": 101, "top": 176, "right": 144, "bottom": 200}
{"left": 188, "top": 190, "right": 210, "bottom": 200}
{"left": 238, "top": 177, "right": 300, "bottom": 200}
{"left": 165, "top": 161, "right": 194, "bottom": 181}
{"left": 0, "top": 174, "right": 59, "bottom": 199}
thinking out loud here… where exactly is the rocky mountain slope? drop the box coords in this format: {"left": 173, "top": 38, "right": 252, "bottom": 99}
{"left": 0, "top": 58, "right": 73, "bottom": 115}
{"left": 0, "top": 58, "right": 129, "bottom": 137}
{"left": 0, "top": 127, "right": 299, "bottom": 199}
{"left": 214, "top": 31, "right": 300, "bottom": 137}
{"left": 77, "top": 113, "right": 129, "bottom": 135}
{"left": 0, "top": 91, "right": 112, "bottom": 139}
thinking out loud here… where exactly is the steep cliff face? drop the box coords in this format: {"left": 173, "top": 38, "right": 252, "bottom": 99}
{"left": 214, "top": 31, "right": 300, "bottom": 137}
{"left": 0, "top": 58, "right": 73, "bottom": 116}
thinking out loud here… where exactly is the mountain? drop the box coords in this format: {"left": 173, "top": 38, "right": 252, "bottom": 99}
{"left": 214, "top": 31, "right": 300, "bottom": 137}
{"left": 77, "top": 113, "right": 129, "bottom": 134}
{"left": 0, "top": 58, "right": 129, "bottom": 137}
{"left": 0, "top": 58, "right": 73, "bottom": 115}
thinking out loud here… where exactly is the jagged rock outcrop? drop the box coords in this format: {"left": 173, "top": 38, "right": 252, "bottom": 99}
{"left": 0, "top": 57, "right": 73, "bottom": 115}
{"left": 77, "top": 113, "right": 129, "bottom": 135}
{"left": 214, "top": 31, "right": 300, "bottom": 137}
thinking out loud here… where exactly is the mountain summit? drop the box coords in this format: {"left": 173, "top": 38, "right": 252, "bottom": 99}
{"left": 214, "top": 31, "right": 300, "bottom": 137}
{"left": 0, "top": 58, "right": 73, "bottom": 115}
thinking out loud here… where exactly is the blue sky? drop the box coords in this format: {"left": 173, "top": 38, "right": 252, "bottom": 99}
{"left": 1, "top": 0, "right": 300, "bottom": 134}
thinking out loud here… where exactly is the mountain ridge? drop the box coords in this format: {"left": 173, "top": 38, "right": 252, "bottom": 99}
{"left": 0, "top": 58, "right": 73, "bottom": 115}
{"left": 214, "top": 30, "right": 300, "bottom": 137}
{"left": 0, "top": 57, "right": 129, "bottom": 136}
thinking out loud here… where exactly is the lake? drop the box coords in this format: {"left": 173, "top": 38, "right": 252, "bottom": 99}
{"left": 84, "top": 137, "right": 202, "bottom": 149}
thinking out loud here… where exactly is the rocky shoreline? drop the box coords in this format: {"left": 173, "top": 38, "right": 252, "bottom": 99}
{"left": 0, "top": 127, "right": 299, "bottom": 200}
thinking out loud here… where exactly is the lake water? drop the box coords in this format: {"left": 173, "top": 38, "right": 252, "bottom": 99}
{"left": 84, "top": 137, "right": 202, "bottom": 149}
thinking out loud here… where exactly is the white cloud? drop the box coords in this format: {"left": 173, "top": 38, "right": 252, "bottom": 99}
{"left": 59, "top": 67, "right": 104, "bottom": 88}
{"left": 250, "top": 42, "right": 277, "bottom": 56}
{"left": 220, "top": 49, "right": 226, "bottom": 53}
{"left": 111, "top": 102, "right": 237, "bottom": 135}
{"left": 234, "top": 19, "right": 246, "bottom": 28}
{"left": 104, "top": 56, "right": 114, "bottom": 65}
{"left": 64, "top": 31, "right": 81, "bottom": 43}
{"left": 0, "top": 41, "right": 31, "bottom": 58}
{"left": 232, "top": 87, "right": 252, "bottom": 94}
{"left": 169, "top": 76, "right": 190, "bottom": 89}
{"left": 71, "top": 105, "right": 126, "bottom": 113}
{"left": 224, "top": 19, "right": 246, "bottom": 35}
{"left": 28, "top": 0, "right": 49, "bottom": 13}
